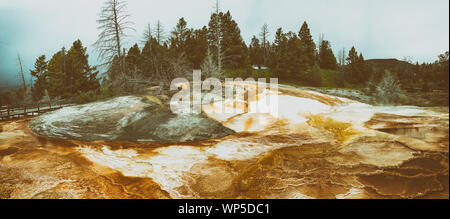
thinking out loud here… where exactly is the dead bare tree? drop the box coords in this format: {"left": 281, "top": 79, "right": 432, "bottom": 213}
{"left": 17, "top": 53, "right": 32, "bottom": 103}
{"left": 154, "top": 20, "right": 165, "bottom": 45}
{"left": 94, "top": 0, "right": 134, "bottom": 68}
{"left": 201, "top": 48, "right": 220, "bottom": 78}
{"left": 213, "top": 0, "right": 223, "bottom": 74}
{"left": 260, "top": 23, "right": 269, "bottom": 66}
{"left": 17, "top": 53, "right": 26, "bottom": 92}
{"left": 318, "top": 34, "right": 324, "bottom": 50}
{"left": 141, "top": 23, "right": 152, "bottom": 45}
{"left": 338, "top": 48, "right": 346, "bottom": 68}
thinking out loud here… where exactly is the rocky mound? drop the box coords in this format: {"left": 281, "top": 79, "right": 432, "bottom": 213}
{"left": 29, "top": 96, "right": 234, "bottom": 143}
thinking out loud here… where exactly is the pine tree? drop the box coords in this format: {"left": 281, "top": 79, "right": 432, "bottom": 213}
{"left": 220, "top": 11, "right": 247, "bottom": 69}
{"left": 345, "top": 46, "right": 368, "bottom": 85}
{"left": 66, "top": 40, "right": 100, "bottom": 95}
{"left": 267, "top": 28, "right": 308, "bottom": 81}
{"left": 318, "top": 40, "right": 338, "bottom": 70}
{"left": 285, "top": 33, "right": 307, "bottom": 80}
{"left": 345, "top": 46, "right": 357, "bottom": 84}
{"left": 249, "top": 36, "right": 262, "bottom": 67}
{"left": 346, "top": 47, "right": 358, "bottom": 64}
{"left": 168, "top": 18, "right": 209, "bottom": 70}
{"left": 30, "top": 55, "right": 48, "bottom": 101}
{"left": 357, "top": 53, "right": 369, "bottom": 83}
{"left": 268, "top": 28, "right": 287, "bottom": 78}
{"left": 298, "top": 22, "right": 316, "bottom": 68}
{"left": 141, "top": 37, "right": 168, "bottom": 80}
{"left": 208, "top": 11, "right": 247, "bottom": 70}
{"left": 47, "top": 49, "right": 66, "bottom": 98}
{"left": 125, "top": 43, "right": 142, "bottom": 76}
{"left": 45, "top": 40, "right": 99, "bottom": 98}
{"left": 274, "top": 28, "right": 285, "bottom": 48}
{"left": 170, "top": 17, "right": 190, "bottom": 56}
{"left": 185, "top": 27, "right": 208, "bottom": 69}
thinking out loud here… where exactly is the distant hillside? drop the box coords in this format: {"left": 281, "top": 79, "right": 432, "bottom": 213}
{"left": 366, "top": 59, "right": 414, "bottom": 71}
{"left": 366, "top": 59, "right": 415, "bottom": 73}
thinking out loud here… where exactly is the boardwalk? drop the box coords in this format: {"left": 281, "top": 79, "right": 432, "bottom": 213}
{"left": 0, "top": 102, "right": 70, "bottom": 121}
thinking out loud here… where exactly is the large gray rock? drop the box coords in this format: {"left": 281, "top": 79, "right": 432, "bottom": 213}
{"left": 30, "top": 96, "right": 234, "bottom": 143}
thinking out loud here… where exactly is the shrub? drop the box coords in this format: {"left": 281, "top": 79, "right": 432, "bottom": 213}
{"left": 306, "top": 65, "right": 322, "bottom": 87}
{"left": 76, "top": 90, "right": 98, "bottom": 104}
{"left": 251, "top": 69, "right": 273, "bottom": 80}
{"left": 321, "top": 69, "right": 343, "bottom": 88}
{"left": 224, "top": 67, "right": 253, "bottom": 79}
{"left": 98, "top": 83, "right": 114, "bottom": 99}
{"left": 375, "top": 70, "right": 403, "bottom": 104}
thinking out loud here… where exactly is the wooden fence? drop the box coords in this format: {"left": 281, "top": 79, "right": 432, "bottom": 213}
{"left": 0, "top": 101, "right": 71, "bottom": 121}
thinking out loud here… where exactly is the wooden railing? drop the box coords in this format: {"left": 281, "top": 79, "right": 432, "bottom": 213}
{"left": 0, "top": 100, "right": 72, "bottom": 121}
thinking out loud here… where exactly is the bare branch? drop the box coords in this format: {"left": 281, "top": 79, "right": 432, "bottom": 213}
{"left": 93, "top": 0, "right": 134, "bottom": 67}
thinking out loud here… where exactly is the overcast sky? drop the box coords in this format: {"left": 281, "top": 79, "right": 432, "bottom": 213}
{"left": 0, "top": 0, "right": 449, "bottom": 85}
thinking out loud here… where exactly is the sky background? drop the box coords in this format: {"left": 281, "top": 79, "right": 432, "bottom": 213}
{"left": 0, "top": 0, "right": 449, "bottom": 86}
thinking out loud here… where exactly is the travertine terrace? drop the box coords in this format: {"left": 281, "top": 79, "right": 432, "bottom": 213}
{"left": 1, "top": 84, "right": 448, "bottom": 199}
